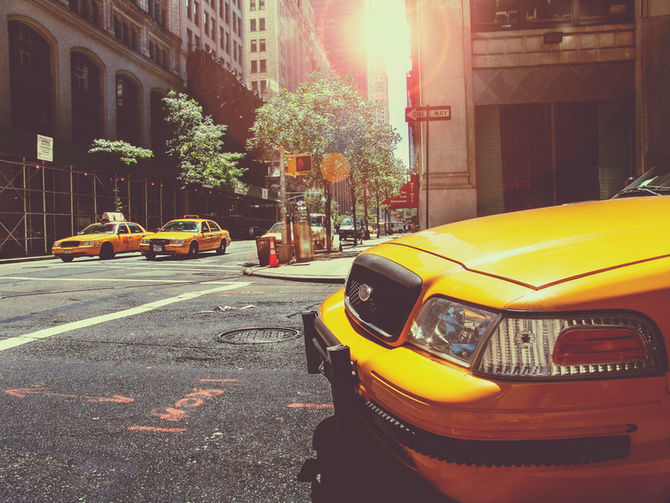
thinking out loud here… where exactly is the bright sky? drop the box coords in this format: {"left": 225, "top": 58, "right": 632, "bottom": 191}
{"left": 365, "top": 0, "right": 412, "bottom": 165}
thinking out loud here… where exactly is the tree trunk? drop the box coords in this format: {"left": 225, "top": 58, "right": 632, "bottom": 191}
{"left": 324, "top": 181, "right": 333, "bottom": 252}
{"left": 363, "top": 186, "right": 369, "bottom": 239}
{"left": 351, "top": 182, "right": 358, "bottom": 246}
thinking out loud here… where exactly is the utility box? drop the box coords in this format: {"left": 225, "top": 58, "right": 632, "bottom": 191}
{"left": 293, "top": 220, "right": 313, "bottom": 262}
{"left": 276, "top": 243, "right": 291, "bottom": 263}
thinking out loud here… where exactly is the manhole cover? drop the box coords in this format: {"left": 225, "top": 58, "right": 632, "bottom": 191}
{"left": 217, "top": 327, "right": 300, "bottom": 344}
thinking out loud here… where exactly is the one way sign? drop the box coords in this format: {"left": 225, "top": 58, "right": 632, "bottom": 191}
{"left": 405, "top": 105, "right": 451, "bottom": 122}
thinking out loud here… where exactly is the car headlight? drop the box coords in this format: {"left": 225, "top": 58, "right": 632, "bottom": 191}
{"left": 54, "top": 241, "right": 61, "bottom": 247}
{"left": 171, "top": 239, "right": 186, "bottom": 245}
{"left": 81, "top": 240, "right": 100, "bottom": 246}
{"left": 409, "top": 297, "right": 500, "bottom": 367}
{"left": 141, "top": 238, "right": 149, "bottom": 244}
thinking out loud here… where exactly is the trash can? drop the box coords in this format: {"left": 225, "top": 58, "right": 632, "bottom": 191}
{"left": 256, "top": 237, "right": 272, "bottom": 266}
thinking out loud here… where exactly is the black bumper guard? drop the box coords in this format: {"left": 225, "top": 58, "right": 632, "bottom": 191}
{"left": 302, "top": 311, "right": 357, "bottom": 428}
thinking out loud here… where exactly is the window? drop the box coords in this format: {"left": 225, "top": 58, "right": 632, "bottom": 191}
{"left": 225, "top": 2, "right": 230, "bottom": 24}
{"left": 211, "top": 18, "right": 216, "bottom": 38}
{"left": 238, "top": 15, "right": 242, "bottom": 34}
{"left": 225, "top": 32, "right": 231, "bottom": 54}
{"left": 68, "top": 0, "right": 101, "bottom": 26}
{"left": 250, "top": 0, "right": 256, "bottom": 10}
{"left": 205, "top": 12, "right": 210, "bottom": 35}
{"left": 194, "top": 1, "right": 200, "bottom": 25}
{"left": 251, "top": 60, "right": 257, "bottom": 73}
{"left": 187, "top": 28, "right": 193, "bottom": 51}
{"left": 470, "top": 0, "right": 633, "bottom": 32}
{"left": 251, "top": 81, "right": 259, "bottom": 91}
{"left": 114, "top": 15, "right": 139, "bottom": 51}
{"left": 260, "top": 79, "right": 266, "bottom": 93}
{"left": 219, "top": 0, "right": 223, "bottom": 16}
{"left": 148, "top": 0, "right": 165, "bottom": 26}
{"left": 259, "top": 59, "right": 266, "bottom": 73}
{"left": 259, "top": 0, "right": 265, "bottom": 9}
{"left": 259, "top": 38, "right": 266, "bottom": 51}
{"left": 195, "top": 35, "right": 201, "bottom": 49}
{"left": 251, "top": 39, "right": 257, "bottom": 52}
{"left": 71, "top": 52, "right": 101, "bottom": 144}
{"left": 259, "top": 18, "right": 265, "bottom": 30}
{"left": 219, "top": 27, "right": 225, "bottom": 48}
{"left": 187, "top": 0, "right": 192, "bottom": 19}
{"left": 116, "top": 74, "right": 139, "bottom": 144}
{"left": 250, "top": 18, "right": 256, "bottom": 31}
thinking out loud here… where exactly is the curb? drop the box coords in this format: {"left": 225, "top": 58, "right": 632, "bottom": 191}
{"left": 243, "top": 267, "right": 346, "bottom": 284}
{"left": 0, "top": 255, "right": 55, "bottom": 265}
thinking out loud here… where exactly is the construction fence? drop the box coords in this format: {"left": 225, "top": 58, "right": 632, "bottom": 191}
{"left": 0, "top": 157, "right": 278, "bottom": 258}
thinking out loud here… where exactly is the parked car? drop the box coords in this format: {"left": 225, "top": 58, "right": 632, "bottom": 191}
{"left": 139, "top": 217, "right": 230, "bottom": 259}
{"left": 52, "top": 221, "right": 148, "bottom": 262}
{"left": 338, "top": 217, "right": 365, "bottom": 240}
{"left": 304, "top": 191, "right": 670, "bottom": 503}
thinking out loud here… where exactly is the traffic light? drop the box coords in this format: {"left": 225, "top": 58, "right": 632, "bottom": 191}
{"left": 295, "top": 154, "right": 312, "bottom": 175}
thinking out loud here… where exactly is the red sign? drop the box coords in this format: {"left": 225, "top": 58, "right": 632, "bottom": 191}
{"left": 382, "top": 174, "right": 418, "bottom": 209}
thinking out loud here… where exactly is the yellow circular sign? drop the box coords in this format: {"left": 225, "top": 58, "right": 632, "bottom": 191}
{"left": 320, "top": 153, "right": 351, "bottom": 183}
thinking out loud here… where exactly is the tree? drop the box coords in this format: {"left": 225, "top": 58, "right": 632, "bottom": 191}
{"left": 162, "top": 90, "right": 244, "bottom": 189}
{"left": 248, "top": 71, "right": 401, "bottom": 249}
{"left": 88, "top": 139, "right": 153, "bottom": 213}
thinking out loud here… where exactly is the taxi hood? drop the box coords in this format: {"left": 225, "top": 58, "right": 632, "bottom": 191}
{"left": 392, "top": 197, "right": 670, "bottom": 289}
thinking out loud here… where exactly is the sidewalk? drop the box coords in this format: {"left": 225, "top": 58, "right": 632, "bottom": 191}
{"left": 243, "top": 235, "right": 401, "bottom": 283}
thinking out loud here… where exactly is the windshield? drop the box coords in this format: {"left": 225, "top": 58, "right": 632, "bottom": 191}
{"left": 80, "top": 223, "right": 107, "bottom": 234}
{"left": 81, "top": 223, "right": 117, "bottom": 234}
{"left": 615, "top": 165, "right": 670, "bottom": 198}
{"left": 266, "top": 223, "right": 283, "bottom": 234}
{"left": 159, "top": 221, "right": 200, "bottom": 233}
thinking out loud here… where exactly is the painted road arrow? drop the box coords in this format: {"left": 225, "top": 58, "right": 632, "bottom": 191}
{"left": 5, "top": 388, "right": 134, "bottom": 403}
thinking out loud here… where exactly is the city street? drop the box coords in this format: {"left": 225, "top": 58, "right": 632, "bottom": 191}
{"left": 0, "top": 241, "right": 445, "bottom": 503}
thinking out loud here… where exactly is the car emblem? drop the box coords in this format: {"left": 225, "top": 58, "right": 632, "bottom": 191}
{"left": 358, "top": 284, "right": 373, "bottom": 302}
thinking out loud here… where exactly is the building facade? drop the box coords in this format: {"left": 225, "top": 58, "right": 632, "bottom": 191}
{"left": 367, "top": 56, "right": 390, "bottom": 124}
{"left": 0, "top": 0, "right": 184, "bottom": 157}
{"left": 406, "top": 0, "right": 668, "bottom": 228}
{"left": 179, "top": 0, "right": 245, "bottom": 78}
{"left": 242, "top": 0, "right": 328, "bottom": 99}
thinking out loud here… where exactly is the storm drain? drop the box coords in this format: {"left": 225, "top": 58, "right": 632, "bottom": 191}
{"left": 217, "top": 327, "right": 300, "bottom": 344}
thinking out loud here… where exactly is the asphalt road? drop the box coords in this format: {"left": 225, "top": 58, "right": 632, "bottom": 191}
{"left": 0, "top": 241, "right": 447, "bottom": 503}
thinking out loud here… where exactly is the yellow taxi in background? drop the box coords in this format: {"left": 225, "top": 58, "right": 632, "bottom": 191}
{"left": 52, "top": 221, "right": 149, "bottom": 262}
{"left": 139, "top": 217, "right": 230, "bottom": 259}
{"left": 305, "top": 192, "right": 670, "bottom": 503}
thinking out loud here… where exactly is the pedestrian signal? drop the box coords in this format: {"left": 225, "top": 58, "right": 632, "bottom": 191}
{"left": 295, "top": 155, "right": 312, "bottom": 175}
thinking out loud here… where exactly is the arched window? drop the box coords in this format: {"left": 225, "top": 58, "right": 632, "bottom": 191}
{"left": 71, "top": 52, "right": 102, "bottom": 145}
{"left": 116, "top": 74, "right": 139, "bottom": 144}
{"left": 8, "top": 21, "right": 52, "bottom": 135}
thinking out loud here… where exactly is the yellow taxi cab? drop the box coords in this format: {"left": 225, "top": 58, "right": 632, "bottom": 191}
{"left": 52, "top": 221, "right": 148, "bottom": 262}
{"left": 304, "top": 174, "right": 670, "bottom": 503}
{"left": 139, "top": 216, "right": 230, "bottom": 259}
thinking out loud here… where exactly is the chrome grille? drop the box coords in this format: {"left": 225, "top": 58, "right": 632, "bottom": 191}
{"left": 61, "top": 241, "right": 79, "bottom": 247}
{"left": 149, "top": 238, "right": 171, "bottom": 245}
{"left": 345, "top": 254, "right": 422, "bottom": 341}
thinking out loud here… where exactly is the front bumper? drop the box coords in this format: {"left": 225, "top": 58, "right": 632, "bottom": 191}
{"left": 52, "top": 246, "right": 99, "bottom": 257}
{"left": 302, "top": 309, "right": 670, "bottom": 503}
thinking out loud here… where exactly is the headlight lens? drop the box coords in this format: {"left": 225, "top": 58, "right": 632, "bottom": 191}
{"left": 141, "top": 238, "right": 149, "bottom": 244}
{"left": 409, "top": 298, "right": 499, "bottom": 367}
{"left": 81, "top": 240, "right": 99, "bottom": 246}
{"left": 54, "top": 241, "right": 61, "bottom": 247}
{"left": 171, "top": 239, "right": 186, "bottom": 245}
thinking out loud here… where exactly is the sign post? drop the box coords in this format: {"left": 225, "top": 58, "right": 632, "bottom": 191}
{"left": 405, "top": 105, "right": 451, "bottom": 229}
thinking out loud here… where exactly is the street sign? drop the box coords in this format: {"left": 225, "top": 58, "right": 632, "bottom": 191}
{"left": 405, "top": 105, "right": 451, "bottom": 122}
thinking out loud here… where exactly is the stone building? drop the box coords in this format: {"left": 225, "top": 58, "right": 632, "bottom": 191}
{"left": 406, "top": 0, "right": 669, "bottom": 228}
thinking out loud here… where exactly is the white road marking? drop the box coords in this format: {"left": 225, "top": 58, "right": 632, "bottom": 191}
{"left": 0, "top": 281, "right": 250, "bottom": 352}
{"left": 0, "top": 276, "right": 193, "bottom": 283}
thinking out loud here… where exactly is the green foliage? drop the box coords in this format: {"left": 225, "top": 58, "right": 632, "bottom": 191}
{"left": 88, "top": 139, "right": 153, "bottom": 214}
{"left": 88, "top": 139, "right": 153, "bottom": 167}
{"left": 162, "top": 90, "right": 244, "bottom": 189}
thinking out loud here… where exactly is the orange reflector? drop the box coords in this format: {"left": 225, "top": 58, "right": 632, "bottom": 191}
{"left": 553, "top": 327, "right": 648, "bottom": 365}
